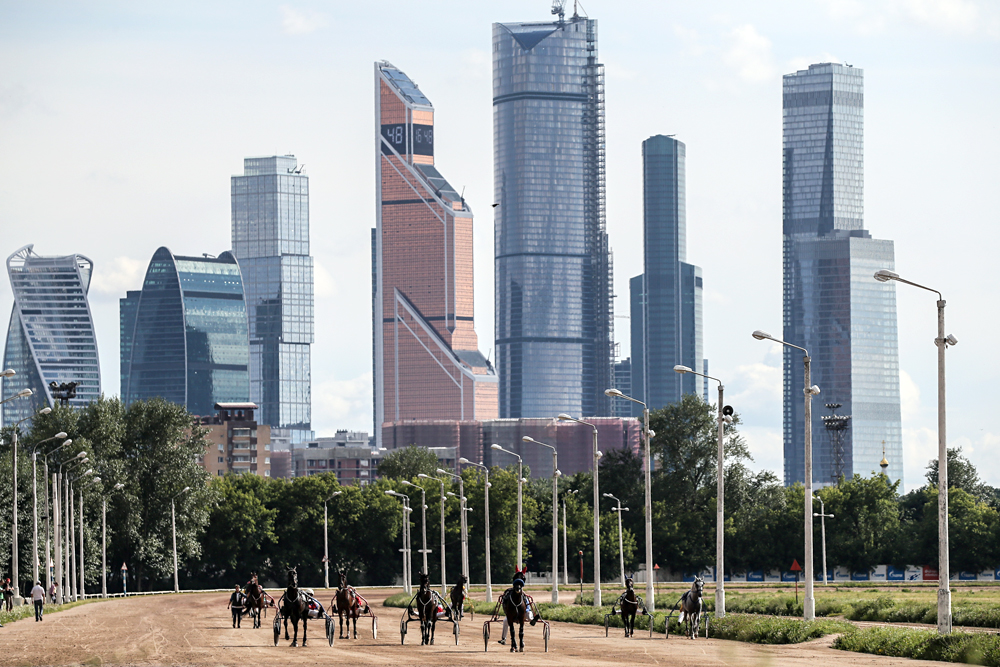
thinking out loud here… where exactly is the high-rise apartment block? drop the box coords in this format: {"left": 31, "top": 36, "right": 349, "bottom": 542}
{"left": 373, "top": 61, "right": 498, "bottom": 448}
{"left": 198, "top": 402, "right": 272, "bottom": 477}
{"left": 782, "top": 63, "right": 902, "bottom": 487}
{"left": 122, "top": 248, "right": 250, "bottom": 416}
{"left": 630, "top": 136, "right": 704, "bottom": 413}
{"left": 3, "top": 245, "right": 101, "bottom": 425}
{"left": 493, "top": 12, "right": 614, "bottom": 420}
{"left": 232, "top": 155, "right": 314, "bottom": 449}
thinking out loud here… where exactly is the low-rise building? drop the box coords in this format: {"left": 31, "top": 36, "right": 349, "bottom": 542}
{"left": 198, "top": 402, "right": 271, "bottom": 478}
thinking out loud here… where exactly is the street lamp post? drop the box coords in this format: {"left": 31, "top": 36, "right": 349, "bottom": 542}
{"left": 41, "top": 436, "right": 71, "bottom": 594}
{"left": 753, "top": 329, "right": 821, "bottom": 620}
{"left": 385, "top": 491, "right": 411, "bottom": 593}
{"left": 489, "top": 445, "right": 523, "bottom": 573}
{"left": 813, "top": 495, "right": 834, "bottom": 586}
{"left": 603, "top": 493, "right": 628, "bottom": 585}
{"left": 673, "top": 365, "right": 731, "bottom": 616}
{"left": 3, "top": 386, "right": 38, "bottom": 601}
{"left": 79, "top": 476, "right": 101, "bottom": 598}
{"left": 459, "top": 458, "right": 491, "bottom": 602}
{"left": 874, "top": 269, "right": 956, "bottom": 633}
{"left": 27, "top": 416, "right": 58, "bottom": 587}
{"left": 171, "top": 487, "right": 191, "bottom": 593}
{"left": 562, "top": 489, "right": 578, "bottom": 586}
{"left": 402, "top": 480, "right": 429, "bottom": 576}
{"left": 558, "top": 414, "right": 603, "bottom": 607}
{"left": 65, "top": 460, "right": 90, "bottom": 601}
{"left": 522, "top": 436, "right": 561, "bottom": 603}
{"left": 57, "top": 451, "right": 86, "bottom": 603}
{"left": 438, "top": 468, "right": 469, "bottom": 579}
{"left": 323, "top": 491, "right": 342, "bottom": 589}
{"left": 605, "top": 388, "right": 656, "bottom": 610}
{"left": 103, "top": 483, "right": 124, "bottom": 597}
{"left": 418, "top": 473, "right": 447, "bottom": 595}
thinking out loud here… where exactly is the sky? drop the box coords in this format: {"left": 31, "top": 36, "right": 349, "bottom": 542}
{"left": 1, "top": 0, "right": 998, "bottom": 492}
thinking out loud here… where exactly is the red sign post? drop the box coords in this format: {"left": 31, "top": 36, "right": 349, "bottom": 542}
{"left": 790, "top": 559, "right": 802, "bottom": 606}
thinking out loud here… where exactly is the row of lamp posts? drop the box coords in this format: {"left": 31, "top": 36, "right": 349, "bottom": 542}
{"left": 376, "top": 269, "right": 953, "bottom": 634}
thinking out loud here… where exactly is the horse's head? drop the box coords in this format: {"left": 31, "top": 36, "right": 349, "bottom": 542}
{"left": 458, "top": 574, "right": 468, "bottom": 586}
{"left": 693, "top": 577, "right": 704, "bottom": 598}
{"left": 625, "top": 576, "right": 634, "bottom": 591}
{"left": 286, "top": 567, "right": 298, "bottom": 588}
{"left": 338, "top": 570, "right": 347, "bottom": 588}
{"left": 419, "top": 572, "right": 430, "bottom": 591}
{"left": 512, "top": 576, "right": 524, "bottom": 593}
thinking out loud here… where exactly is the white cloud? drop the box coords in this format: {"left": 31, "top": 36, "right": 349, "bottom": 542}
{"left": 902, "top": 0, "right": 979, "bottom": 32}
{"left": 313, "top": 372, "right": 373, "bottom": 435}
{"left": 899, "top": 369, "right": 921, "bottom": 422}
{"left": 314, "top": 260, "right": 337, "bottom": 299}
{"left": 902, "top": 425, "right": 936, "bottom": 491}
{"left": 723, "top": 24, "right": 776, "bottom": 83}
{"left": 280, "top": 5, "right": 327, "bottom": 35}
{"left": 730, "top": 361, "right": 782, "bottom": 412}
{"left": 673, "top": 25, "right": 707, "bottom": 56}
{"left": 459, "top": 49, "right": 490, "bottom": 80}
{"left": 741, "top": 426, "right": 783, "bottom": 474}
{"left": 88, "top": 256, "right": 145, "bottom": 298}
{"left": 819, "top": 0, "right": 991, "bottom": 34}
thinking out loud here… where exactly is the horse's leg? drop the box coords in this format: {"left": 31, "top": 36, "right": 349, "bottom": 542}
{"left": 430, "top": 618, "right": 436, "bottom": 646}
{"left": 284, "top": 616, "right": 290, "bottom": 640}
{"left": 291, "top": 617, "right": 298, "bottom": 647}
{"left": 302, "top": 617, "right": 307, "bottom": 646}
{"left": 352, "top": 611, "right": 358, "bottom": 639}
{"left": 518, "top": 619, "right": 525, "bottom": 652}
{"left": 508, "top": 617, "right": 516, "bottom": 653}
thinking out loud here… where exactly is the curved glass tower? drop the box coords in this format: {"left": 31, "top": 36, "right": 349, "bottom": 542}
{"left": 123, "top": 247, "right": 249, "bottom": 416}
{"left": 2, "top": 245, "right": 101, "bottom": 425}
{"left": 493, "top": 13, "right": 613, "bottom": 419}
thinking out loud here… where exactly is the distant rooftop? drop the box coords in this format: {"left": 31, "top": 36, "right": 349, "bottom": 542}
{"left": 378, "top": 61, "right": 432, "bottom": 108}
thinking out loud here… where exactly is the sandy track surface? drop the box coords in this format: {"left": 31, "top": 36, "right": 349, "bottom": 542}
{"left": 0, "top": 589, "right": 956, "bottom": 666}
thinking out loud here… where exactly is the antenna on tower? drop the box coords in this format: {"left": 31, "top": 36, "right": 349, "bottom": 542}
{"left": 551, "top": 0, "right": 565, "bottom": 23}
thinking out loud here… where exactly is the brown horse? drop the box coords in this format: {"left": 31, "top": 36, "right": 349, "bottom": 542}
{"left": 501, "top": 577, "right": 532, "bottom": 652}
{"left": 280, "top": 567, "right": 310, "bottom": 646}
{"left": 449, "top": 574, "right": 468, "bottom": 621}
{"left": 333, "top": 570, "right": 360, "bottom": 639}
{"left": 414, "top": 572, "right": 440, "bottom": 645}
{"left": 245, "top": 576, "right": 266, "bottom": 629}
{"left": 615, "top": 576, "right": 641, "bottom": 637}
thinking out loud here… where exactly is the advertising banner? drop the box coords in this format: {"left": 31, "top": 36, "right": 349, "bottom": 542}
{"left": 871, "top": 565, "right": 888, "bottom": 581}
{"left": 887, "top": 566, "right": 906, "bottom": 581}
{"left": 781, "top": 571, "right": 798, "bottom": 582}
{"left": 905, "top": 566, "right": 923, "bottom": 581}
{"left": 978, "top": 570, "right": 994, "bottom": 581}
{"left": 923, "top": 566, "right": 939, "bottom": 581}
{"left": 834, "top": 567, "right": 852, "bottom": 581}
{"left": 764, "top": 570, "right": 782, "bottom": 582}
{"left": 959, "top": 571, "right": 978, "bottom": 581}
{"left": 746, "top": 570, "right": 764, "bottom": 582}
{"left": 851, "top": 570, "right": 870, "bottom": 581}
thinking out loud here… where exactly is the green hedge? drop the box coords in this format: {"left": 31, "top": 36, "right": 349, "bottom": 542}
{"left": 835, "top": 626, "right": 1000, "bottom": 665}
{"left": 0, "top": 598, "right": 94, "bottom": 625}
{"left": 841, "top": 595, "right": 1000, "bottom": 628}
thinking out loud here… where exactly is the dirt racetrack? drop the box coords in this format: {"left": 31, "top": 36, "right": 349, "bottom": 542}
{"left": 0, "top": 589, "right": 955, "bottom": 666}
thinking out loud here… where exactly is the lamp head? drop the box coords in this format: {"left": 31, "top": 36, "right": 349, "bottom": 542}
{"left": 648, "top": 429, "right": 656, "bottom": 438}
{"left": 447, "top": 491, "right": 456, "bottom": 497}
{"left": 417, "top": 473, "right": 430, "bottom": 479}
{"left": 17, "top": 388, "right": 33, "bottom": 397}
{"left": 92, "top": 477, "right": 101, "bottom": 484}
{"left": 520, "top": 477, "right": 527, "bottom": 483}
{"left": 555, "top": 470, "right": 562, "bottom": 477}
{"left": 604, "top": 388, "right": 623, "bottom": 397}
{"left": 0, "top": 368, "right": 14, "bottom": 378}
{"left": 946, "top": 334, "right": 958, "bottom": 346}
{"left": 873, "top": 269, "right": 898, "bottom": 283}
{"left": 75, "top": 451, "right": 86, "bottom": 459}
{"left": 490, "top": 444, "right": 503, "bottom": 451}
{"left": 384, "top": 490, "right": 396, "bottom": 497}
{"left": 521, "top": 435, "right": 534, "bottom": 443}
{"left": 182, "top": 486, "right": 190, "bottom": 494}
{"left": 83, "top": 469, "right": 93, "bottom": 476}
{"left": 673, "top": 365, "right": 692, "bottom": 374}
{"left": 752, "top": 330, "right": 771, "bottom": 341}
{"left": 435, "top": 468, "right": 448, "bottom": 475}
{"left": 114, "top": 483, "right": 124, "bottom": 490}
{"left": 458, "top": 457, "right": 471, "bottom": 464}
{"left": 39, "top": 408, "right": 52, "bottom": 415}
{"left": 602, "top": 492, "right": 612, "bottom": 498}
{"left": 54, "top": 431, "right": 67, "bottom": 438}
{"left": 596, "top": 450, "right": 603, "bottom": 459}
{"left": 829, "top": 514, "right": 835, "bottom": 518}
{"left": 807, "top": 385, "right": 821, "bottom": 396}
{"left": 401, "top": 480, "right": 414, "bottom": 487}
{"left": 557, "top": 413, "right": 573, "bottom": 421}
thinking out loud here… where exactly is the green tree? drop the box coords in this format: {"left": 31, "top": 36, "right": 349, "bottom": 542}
{"left": 925, "top": 447, "right": 995, "bottom": 504}
{"left": 910, "top": 487, "right": 1000, "bottom": 573}
{"left": 819, "top": 473, "right": 903, "bottom": 573}
{"left": 377, "top": 446, "right": 440, "bottom": 480}
{"left": 196, "top": 473, "right": 277, "bottom": 584}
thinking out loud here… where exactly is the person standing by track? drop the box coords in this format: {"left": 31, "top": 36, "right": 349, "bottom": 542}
{"left": 31, "top": 581, "right": 45, "bottom": 621}
{"left": 228, "top": 584, "right": 245, "bottom": 628}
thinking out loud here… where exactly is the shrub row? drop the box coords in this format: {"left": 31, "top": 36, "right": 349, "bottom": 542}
{"left": 0, "top": 598, "right": 92, "bottom": 626}
{"left": 841, "top": 595, "right": 1000, "bottom": 628}
{"left": 835, "top": 626, "right": 1000, "bottom": 666}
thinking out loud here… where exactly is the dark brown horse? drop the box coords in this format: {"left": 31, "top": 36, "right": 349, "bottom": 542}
{"left": 333, "top": 570, "right": 360, "bottom": 639}
{"left": 414, "top": 572, "right": 439, "bottom": 645}
{"left": 280, "top": 567, "right": 310, "bottom": 646}
{"left": 616, "top": 576, "right": 640, "bottom": 637}
{"left": 245, "top": 575, "right": 266, "bottom": 629}
{"left": 501, "top": 576, "right": 531, "bottom": 652}
{"left": 449, "top": 574, "right": 468, "bottom": 621}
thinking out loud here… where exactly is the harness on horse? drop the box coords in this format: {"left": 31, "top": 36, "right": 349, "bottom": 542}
{"left": 611, "top": 590, "right": 649, "bottom": 616}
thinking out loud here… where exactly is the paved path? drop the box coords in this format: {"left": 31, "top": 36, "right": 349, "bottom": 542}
{"left": 0, "top": 589, "right": 956, "bottom": 666}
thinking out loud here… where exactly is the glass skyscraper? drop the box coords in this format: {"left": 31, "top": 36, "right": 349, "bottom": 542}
{"left": 373, "top": 61, "right": 498, "bottom": 448}
{"left": 2, "top": 245, "right": 101, "bottom": 425}
{"left": 231, "top": 155, "right": 313, "bottom": 448}
{"left": 783, "top": 63, "right": 902, "bottom": 487}
{"left": 493, "top": 11, "right": 614, "bottom": 419}
{"left": 123, "top": 247, "right": 249, "bottom": 416}
{"left": 630, "top": 135, "right": 704, "bottom": 413}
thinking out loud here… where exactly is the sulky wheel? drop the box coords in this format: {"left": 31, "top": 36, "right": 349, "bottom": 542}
{"left": 326, "top": 617, "right": 334, "bottom": 647}
{"left": 453, "top": 621, "right": 460, "bottom": 645}
{"left": 543, "top": 623, "right": 550, "bottom": 652}
{"left": 272, "top": 614, "right": 281, "bottom": 646}
{"left": 400, "top": 617, "right": 407, "bottom": 645}
{"left": 372, "top": 616, "right": 378, "bottom": 640}
{"left": 483, "top": 622, "right": 490, "bottom": 652}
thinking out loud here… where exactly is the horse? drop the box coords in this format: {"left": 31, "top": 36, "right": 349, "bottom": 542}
{"left": 616, "top": 576, "right": 641, "bottom": 637}
{"left": 244, "top": 573, "right": 266, "bottom": 629}
{"left": 334, "top": 570, "right": 360, "bottom": 639}
{"left": 676, "top": 577, "right": 704, "bottom": 639}
{"left": 501, "top": 575, "right": 534, "bottom": 652}
{"left": 449, "top": 574, "right": 468, "bottom": 621}
{"left": 280, "top": 567, "right": 310, "bottom": 646}
{"left": 414, "top": 572, "right": 439, "bottom": 645}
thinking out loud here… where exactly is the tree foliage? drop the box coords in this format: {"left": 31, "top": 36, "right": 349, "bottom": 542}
{"left": 377, "top": 446, "right": 440, "bottom": 479}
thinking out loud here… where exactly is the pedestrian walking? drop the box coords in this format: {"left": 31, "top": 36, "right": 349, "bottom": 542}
{"left": 2, "top": 578, "right": 12, "bottom": 612}
{"left": 227, "top": 584, "right": 245, "bottom": 628}
{"left": 31, "top": 581, "right": 45, "bottom": 621}
{"left": 48, "top": 582, "right": 57, "bottom": 604}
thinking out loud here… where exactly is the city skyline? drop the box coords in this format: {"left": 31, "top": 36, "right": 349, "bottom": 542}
{"left": 1, "top": 0, "right": 996, "bottom": 492}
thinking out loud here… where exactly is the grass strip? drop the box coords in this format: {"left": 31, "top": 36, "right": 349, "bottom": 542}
{"left": 0, "top": 598, "right": 97, "bottom": 625}
{"left": 383, "top": 593, "right": 851, "bottom": 644}
{"left": 835, "top": 626, "right": 1000, "bottom": 665}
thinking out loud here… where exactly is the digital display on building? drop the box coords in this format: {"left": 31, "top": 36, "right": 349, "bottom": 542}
{"left": 381, "top": 123, "right": 433, "bottom": 156}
